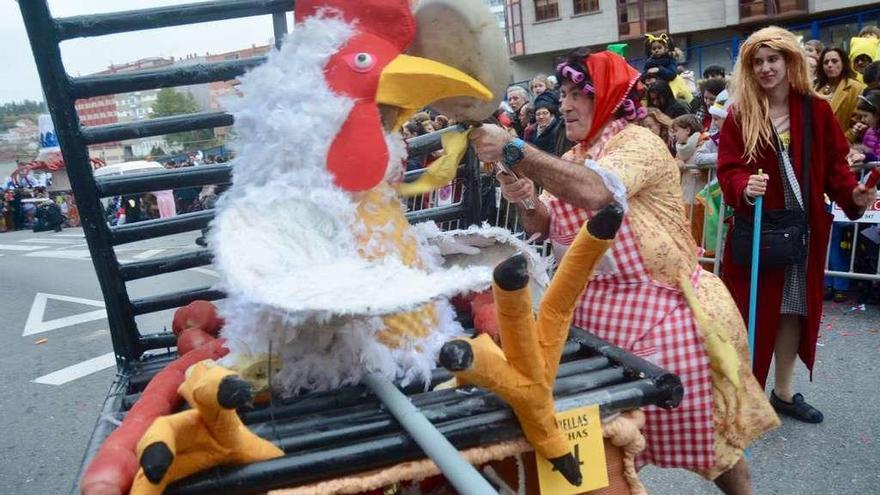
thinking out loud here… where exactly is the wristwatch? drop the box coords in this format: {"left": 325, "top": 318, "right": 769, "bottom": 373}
{"left": 501, "top": 138, "right": 526, "bottom": 169}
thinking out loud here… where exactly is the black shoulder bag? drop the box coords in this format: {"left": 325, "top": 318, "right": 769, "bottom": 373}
{"left": 730, "top": 96, "right": 811, "bottom": 267}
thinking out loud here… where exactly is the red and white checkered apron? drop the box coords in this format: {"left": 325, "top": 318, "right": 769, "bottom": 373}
{"left": 548, "top": 199, "right": 716, "bottom": 471}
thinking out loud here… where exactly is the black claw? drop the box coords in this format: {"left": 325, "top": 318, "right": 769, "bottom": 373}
{"left": 493, "top": 254, "right": 530, "bottom": 291}
{"left": 549, "top": 452, "right": 583, "bottom": 487}
{"left": 141, "top": 442, "right": 173, "bottom": 484}
{"left": 218, "top": 375, "right": 253, "bottom": 409}
{"left": 439, "top": 340, "right": 474, "bottom": 371}
{"left": 587, "top": 202, "right": 624, "bottom": 240}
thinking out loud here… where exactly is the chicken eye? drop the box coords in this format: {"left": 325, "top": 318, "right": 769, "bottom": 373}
{"left": 344, "top": 52, "right": 377, "bottom": 73}
{"left": 354, "top": 53, "right": 374, "bottom": 69}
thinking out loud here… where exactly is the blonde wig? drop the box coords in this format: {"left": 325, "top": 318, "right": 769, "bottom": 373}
{"left": 731, "top": 26, "right": 813, "bottom": 162}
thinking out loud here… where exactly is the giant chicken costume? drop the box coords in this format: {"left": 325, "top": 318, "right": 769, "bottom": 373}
{"left": 210, "top": 0, "right": 540, "bottom": 394}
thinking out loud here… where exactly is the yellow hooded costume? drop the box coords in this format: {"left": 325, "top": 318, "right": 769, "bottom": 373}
{"left": 850, "top": 36, "right": 879, "bottom": 83}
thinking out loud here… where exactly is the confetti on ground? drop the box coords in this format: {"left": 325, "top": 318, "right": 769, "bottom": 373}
{"left": 839, "top": 331, "right": 859, "bottom": 337}
{"left": 34, "top": 338, "right": 48, "bottom": 345}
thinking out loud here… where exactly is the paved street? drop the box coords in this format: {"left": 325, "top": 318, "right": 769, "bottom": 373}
{"left": 0, "top": 226, "right": 878, "bottom": 494}
{"left": 0, "top": 227, "right": 217, "bottom": 495}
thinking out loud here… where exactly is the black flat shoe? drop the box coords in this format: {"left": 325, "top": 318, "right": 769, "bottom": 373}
{"left": 770, "top": 391, "right": 824, "bottom": 424}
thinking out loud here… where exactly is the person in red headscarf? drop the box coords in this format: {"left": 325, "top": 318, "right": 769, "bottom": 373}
{"left": 470, "top": 48, "right": 778, "bottom": 493}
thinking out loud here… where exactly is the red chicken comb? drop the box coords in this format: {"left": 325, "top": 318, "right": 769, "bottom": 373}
{"left": 294, "top": 0, "right": 416, "bottom": 52}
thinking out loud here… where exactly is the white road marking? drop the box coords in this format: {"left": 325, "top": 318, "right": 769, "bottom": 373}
{"left": 132, "top": 249, "right": 165, "bottom": 260}
{"left": 23, "top": 293, "right": 107, "bottom": 336}
{"left": 189, "top": 267, "right": 219, "bottom": 277}
{"left": 20, "top": 239, "right": 76, "bottom": 244}
{"left": 33, "top": 352, "right": 116, "bottom": 386}
{"left": 0, "top": 244, "right": 45, "bottom": 251}
{"left": 52, "top": 234, "right": 85, "bottom": 238}
{"left": 24, "top": 250, "right": 92, "bottom": 260}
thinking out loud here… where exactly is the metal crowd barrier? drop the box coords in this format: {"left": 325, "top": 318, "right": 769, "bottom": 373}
{"left": 681, "top": 161, "right": 880, "bottom": 282}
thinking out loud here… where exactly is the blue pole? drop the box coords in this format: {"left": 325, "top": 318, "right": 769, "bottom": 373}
{"left": 744, "top": 189, "right": 763, "bottom": 463}
{"left": 747, "top": 193, "right": 763, "bottom": 364}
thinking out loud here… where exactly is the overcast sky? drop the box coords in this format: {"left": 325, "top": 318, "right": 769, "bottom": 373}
{"left": 1, "top": 0, "right": 294, "bottom": 103}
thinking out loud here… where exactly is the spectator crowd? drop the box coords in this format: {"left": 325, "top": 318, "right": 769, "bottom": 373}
{"left": 396, "top": 28, "right": 880, "bottom": 305}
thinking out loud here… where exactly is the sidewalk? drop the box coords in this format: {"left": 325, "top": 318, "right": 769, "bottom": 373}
{"left": 640, "top": 301, "right": 880, "bottom": 494}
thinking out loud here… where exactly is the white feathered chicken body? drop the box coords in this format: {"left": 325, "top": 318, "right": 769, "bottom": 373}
{"left": 210, "top": 1, "right": 545, "bottom": 395}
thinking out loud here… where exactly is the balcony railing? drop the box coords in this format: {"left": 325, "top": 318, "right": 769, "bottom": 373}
{"left": 740, "top": 0, "right": 808, "bottom": 21}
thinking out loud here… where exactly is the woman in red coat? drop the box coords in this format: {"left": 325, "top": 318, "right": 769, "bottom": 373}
{"left": 717, "top": 27, "right": 875, "bottom": 424}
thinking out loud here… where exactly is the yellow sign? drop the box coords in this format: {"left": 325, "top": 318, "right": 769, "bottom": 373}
{"left": 535, "top": 404, "right": 608, "bottom": 494}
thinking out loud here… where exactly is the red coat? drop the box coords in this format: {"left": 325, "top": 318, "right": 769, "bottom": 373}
{"left": 716, "top": 90, "right": 862, "bottom": 386}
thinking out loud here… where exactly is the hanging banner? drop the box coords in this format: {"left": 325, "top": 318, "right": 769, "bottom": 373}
{"left": 831, "top": 193, "right": 880, "bottom": 223}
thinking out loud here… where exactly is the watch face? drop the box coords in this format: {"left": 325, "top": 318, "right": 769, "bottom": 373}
{"left": 503, "top": 142, "right": 524, "bottom": 165}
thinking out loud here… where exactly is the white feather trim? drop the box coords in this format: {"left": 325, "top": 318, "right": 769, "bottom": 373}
{"left": 221, "top": 14, "right": 355, "bottom": 192}
{"left": 413, "top": 222, "right": 552, "bottom": 288}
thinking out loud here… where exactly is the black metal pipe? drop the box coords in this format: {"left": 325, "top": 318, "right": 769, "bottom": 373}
{"left": 19, "top": 0, "right": 141, "bottom": 367}
{"left": 119, "top": 250, "right": 214, "bottom": 281}
{"left": 556, "top": 378, "right": 668, "bottom": 414}
{"left": 166, "top": 377, "right": 663, "bottom": 495}
{"left": 247, "top": 356, "right": 611, "bottom": 436}
{"left": 69, "top": 374, "right": 129, "bottom": 495}
{"left": 137, "top": 332, "right": 179, "bottom": 352}
{"left": 252, "top": 356, "right": 609, "bottom": 428}
{"left": 568, "top": 327, "right": 683, "bottom": 409}
{"left": 262, "top": 367, "right": 627, "bottom": 453}
{"left": 239, "top": 342, "right": 588, "bottom": 425}
{"left": 121, "top": 392, "right": 141, "bottom": 412}
{"left": 126, "top": 352, "right": 179, "bottom": 393}
{"left": 405, "top": 203, "right": 466, "bottom": 225}
{"left": 96, "top": 163, "right": 232, "bottom": 198}
{"left": 71, "top": 60, "right": 265, "bottom": 99}
{"left": 82, "top": 111, "right": 234, "bottom": 144}
{"left": 54, "top": 0, "right": 292, "bottom": 41}
{"left": 462, "top": 146, "right": 483, "bottom": 227}
{"left": 111, "top": 210, "right": 214, "bottom": 245}
{"left": 404, "top": 127, "right": 450, "bottom": 156}
{"left": 130, "top": 287, "right": 225, "bottom": 316}
{"left": 272, "top": 11, "right": 288, "bottom": 50}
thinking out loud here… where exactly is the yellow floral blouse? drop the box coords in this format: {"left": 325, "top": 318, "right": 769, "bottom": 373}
{"left": 542, "top": 123, "right": 698, "bottom": 286}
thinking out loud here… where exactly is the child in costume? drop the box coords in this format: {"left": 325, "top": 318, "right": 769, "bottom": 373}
{"left": 851, "top": 90, "right": 880, "bottom": 162}
{"left": 673, "top": 114, "right": 708, "bottom": 166}
{"left": 643, "top": 33, "right": 693, "bottom": 104}
{"left": 849, "top": 36, "right": 879, "bottom": 83}
{"left": 672, "top": 114, "right": 710, "bottom": 246}
{"left": 694, "top": 90, "right": 730, "bottom": 167}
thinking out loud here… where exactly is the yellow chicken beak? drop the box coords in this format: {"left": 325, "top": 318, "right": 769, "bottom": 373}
{"left": 377, "top": 54, "right": 493, "bottom": 130}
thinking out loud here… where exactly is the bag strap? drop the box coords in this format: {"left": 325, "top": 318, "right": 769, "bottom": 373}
{"left": 801, "top": 94, "right": 811, "bottom": 220}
